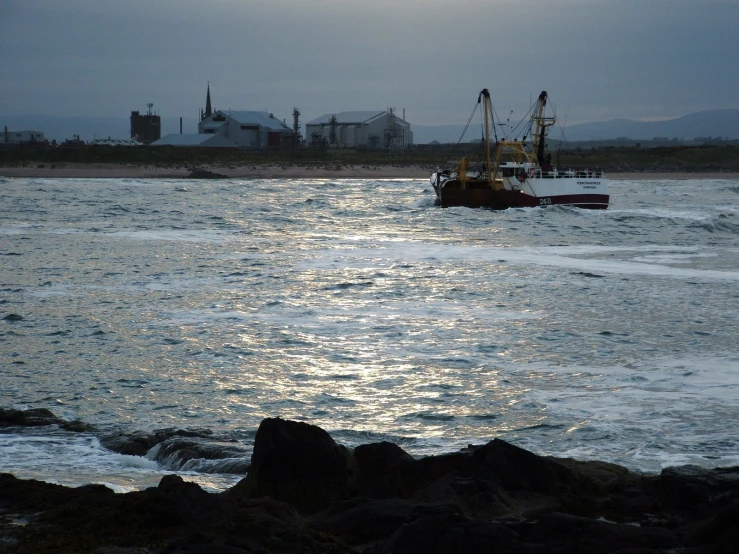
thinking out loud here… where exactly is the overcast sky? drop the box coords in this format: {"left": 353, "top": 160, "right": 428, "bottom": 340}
{"left": 1, "top": 0, "right": 737, "bottom": 126}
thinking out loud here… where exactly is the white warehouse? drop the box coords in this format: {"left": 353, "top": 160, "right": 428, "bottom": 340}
{"left": 1, "top": 128, "right": 46, "bottom": 145}
{"left": 198, "top": 110, "right": 296, "bottom": 148}
{"left": 305, "top": 110, "right": 412, "bottom": 148}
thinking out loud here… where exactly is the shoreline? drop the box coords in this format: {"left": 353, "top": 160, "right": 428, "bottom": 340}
{"left": 2, "top": 163, "right": 738, "bottom": 180}
{"left": 1, "top": 412, "right": 737, "bottom": 552}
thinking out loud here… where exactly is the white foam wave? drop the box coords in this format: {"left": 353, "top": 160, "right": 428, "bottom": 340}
{"left": 0, "top": 224, "right": 46, "bottom": 235}
{"left": 0, "top": 430, "right": 243, "bottom": 492}
{"left": 617, "top": 207, "right": 715, "bottom": 222}
{"left": 0, "top": 432, "right": 158, "bottom": 489}
{"left": 300, "top": 243, "right": 739, "bottom": 282}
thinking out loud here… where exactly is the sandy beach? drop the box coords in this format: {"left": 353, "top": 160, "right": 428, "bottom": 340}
{"left": 1, "top": 163, "right": 738, "bottom": 180}
{"left": 0, "top": 163, "right": 431, "bottom": 179}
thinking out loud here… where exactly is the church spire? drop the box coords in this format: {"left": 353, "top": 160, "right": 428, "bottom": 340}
{"left": 204, "top": 82, "right": 212, "bottom": 119}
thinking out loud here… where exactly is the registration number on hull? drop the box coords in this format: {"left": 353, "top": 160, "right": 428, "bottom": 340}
{"left": 539, "top": 197, "right": 552, "bottom": 205}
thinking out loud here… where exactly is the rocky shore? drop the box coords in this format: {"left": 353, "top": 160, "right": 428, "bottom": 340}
{"left": 1, "top": 409, "right": 737, "bottom": 553}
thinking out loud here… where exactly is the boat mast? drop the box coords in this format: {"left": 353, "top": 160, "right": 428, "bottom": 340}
{"left": 479, "top": 89, "right": 494, "bottom": 183}
{"left": 531, "top": 91, "right": 554, "bottom": 166}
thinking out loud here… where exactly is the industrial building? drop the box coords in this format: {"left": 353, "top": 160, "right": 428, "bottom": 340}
{"left": 1, "top": 127, "right": 46, "bottom": 146}
{"left": 305, "top": 109, "right": 412, "bottom": 148}
{"left": 192, "top": 83, "right": 298, "bottom": 148}
{"left": 199, "top": 110, "right": 297, "bottom": 148}
{"left": 130, "top": 104, "right": 161, "bottom": 144}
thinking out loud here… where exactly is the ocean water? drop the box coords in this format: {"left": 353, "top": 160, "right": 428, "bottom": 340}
{"left": 1, "top": 175, "right": 738, "bottom": 493}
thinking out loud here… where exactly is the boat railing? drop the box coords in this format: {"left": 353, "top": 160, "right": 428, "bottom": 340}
{"left": 533, "top": 168, "right": 604, "bottom": 179}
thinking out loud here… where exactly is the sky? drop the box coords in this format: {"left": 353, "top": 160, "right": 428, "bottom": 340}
{"left": 1, "top": 0, "right": 738, "bottom": 126}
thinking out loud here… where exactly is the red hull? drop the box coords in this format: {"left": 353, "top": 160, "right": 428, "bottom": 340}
{"left": 434, "top": 185, "right": 609, "bottom": 210}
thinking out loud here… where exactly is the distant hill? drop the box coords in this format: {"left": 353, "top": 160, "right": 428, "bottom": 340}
{"left": 0, "top": 115, "right": 200, "bottom": 143}
{"left": 3, "top": 109, "right": 739, "bottom": 145}
{"left": 560, "top": 110, "right": 739, "bottom": 141}
{"left": 414, "top": 109, "right": 739, "bottom": 144}
{"left": 412, "top": 125, "right": 477, "bottom": 145}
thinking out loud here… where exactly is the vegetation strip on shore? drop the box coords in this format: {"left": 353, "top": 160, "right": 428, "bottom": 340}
{"left": 1, "top": 163, "right": 738, "bottom": 180}
{"left": 2, "top": 141, "right": 739, "bottom": 179}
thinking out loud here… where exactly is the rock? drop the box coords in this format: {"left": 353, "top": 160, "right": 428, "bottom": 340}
{"left": 678, "top": 499, "right": 739, "bottom": 551}
{"left": 100, "top": 428, "right": 213, "bottom": 457}
{"left": 352, "top": 438, "right": 605, "bottom": 520}
{"left": 226, "top": 417, "right": 356, "bottom": 514}
{"left": 188, "top": 168, "right": 227, "bottom": 179}
{"left": 642, "top": 464, "right": 739, "bottom": 535}
{"left": 473, "top": 438, "right": 584, "bottom": 495}
{"left": 0, "top": 406, "right": 94, "bottom": 432}
{"left": 555, "top": 457, "right": 656, "bottom": 520}
{"left": 0, "top": 407, "right": 59, "bottom": 427}
{"left": 378, "top": 509, "right": 519, "bottom": 554}
{"left": 310, "top": 498, "right": 417, "bottom": 545}
{"left": 353, "top": 441, "right": 414, "bottom": 498}
{"left": 0, "top": 472, "right": 346, "bottom": 553}
{"left": 652, "top": 465, "right": 739, "bottom": 510}
{"left": 525, "top": 512, "right": 680, "bottom": 553}
{"left": 156, "top": 537, "right": 250, "bottom": 553}
{"left": 311, "top": 500, "right": 510, "bottom": 551}
{"left": 2, "top": 313, "right": 23, "bottom": 321}
{"left": 3, "top": 417, "right": 739, "bottom": 553}
{"left": 250, "top": 417, "right": 350, "bottom": 480}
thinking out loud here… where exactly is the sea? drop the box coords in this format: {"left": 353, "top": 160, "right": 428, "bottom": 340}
{"left": 1, "top": 175, "right": 738, "bottom": 493}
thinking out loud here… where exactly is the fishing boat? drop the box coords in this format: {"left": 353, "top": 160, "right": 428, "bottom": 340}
{"left": 431, "top": 89, "right": 609, "bottom": 209}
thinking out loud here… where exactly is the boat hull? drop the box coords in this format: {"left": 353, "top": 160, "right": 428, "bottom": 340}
{"left": 431, "top": 173, "right": 609, "bottom": 210}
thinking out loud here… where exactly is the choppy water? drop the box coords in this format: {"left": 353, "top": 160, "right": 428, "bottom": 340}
{"left": 1, "top": 176, "right": 738, "bottom": 492}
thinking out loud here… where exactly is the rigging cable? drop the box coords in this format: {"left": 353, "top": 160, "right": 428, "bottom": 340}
{"left": 508, "top": 100, "right": 538, "bottom": 142}
{"left": 555, "top": 103, "right": 570, "bottom": 168}
{"left": 487, "top": 99, "right": 499, "bottom": 143}
{"left": 450, "top": 99, "right": 480, "bottom": 157}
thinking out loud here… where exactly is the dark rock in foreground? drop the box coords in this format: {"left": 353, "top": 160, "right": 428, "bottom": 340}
{"left": 1, "top": 416, "right": 738, "bottom": 553}
{"left": 0, "top": 406, "right": 93, "bottom": 432}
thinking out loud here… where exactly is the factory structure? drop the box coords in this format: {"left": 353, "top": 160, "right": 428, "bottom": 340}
{"left": 305, "top": 109, "right": 412, "bottom": 148}
{"left": 154, "top": 84, "right": 298, "bottom": 149}
{"left": 152, "top": 84, "right": 412, "bottom": 150}
{"left": 130, "top": 103, "right": 161, "bottom": 144}
{"left": 1, "top": 127, "right": 46, "bottom": 147}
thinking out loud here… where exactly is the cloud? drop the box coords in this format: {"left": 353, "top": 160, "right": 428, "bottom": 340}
{"left": 1, "top": 0, "right": 737, "bottom": 125}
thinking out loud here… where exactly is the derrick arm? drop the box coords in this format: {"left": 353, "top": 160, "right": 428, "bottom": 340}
{"left": 479, "top": 89, "right": 494, "bottom": 183}
{"left": 532, "top": 91, "right": 548, "bottom": 166}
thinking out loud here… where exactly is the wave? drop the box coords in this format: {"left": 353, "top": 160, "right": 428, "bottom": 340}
{"left": 654, "top": 186, "right": 695, "bottom": 197}
{"left": 146, "top": 436, "right": 250, "bottom": 474}
{"left": 689, "top": 216, "right": 739, "bottom": 234}
{"left": 610, "top": 208, "right": 739, "bottom": 235}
